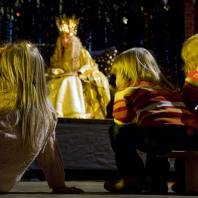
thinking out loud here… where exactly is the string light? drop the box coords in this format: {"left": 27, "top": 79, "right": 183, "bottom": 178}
{"left": 122, "top": 17, "right": 128, "bottom": 24}
{"left": 0, "top": 0, "right": 184, "bottom": 88}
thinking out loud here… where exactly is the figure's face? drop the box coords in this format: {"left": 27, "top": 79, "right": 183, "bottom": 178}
{"left": 61, "top": 35, "right": 72, "bottom": 48}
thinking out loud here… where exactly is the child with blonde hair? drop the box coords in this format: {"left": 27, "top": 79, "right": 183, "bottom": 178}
{"left": 181, "top": 34, "right": 198, "bottom": 112}
{"left": 0, "top": 41, "right": 84, "bottom": 194}
{"left": 104, "top": 47, "right": 198, "bottom": 194}
{"left": 171, "top": 34, "right": 198, "bottom": 194}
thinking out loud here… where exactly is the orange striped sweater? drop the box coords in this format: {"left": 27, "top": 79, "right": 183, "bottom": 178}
{"left": 113, "top": 81, "right": 198, "bottom": 132}
{"left": 183, "top": 66, "right": 198, "bottom": 109}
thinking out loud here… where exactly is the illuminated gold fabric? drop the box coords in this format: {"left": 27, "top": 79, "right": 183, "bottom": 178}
{"left": 47, "top": 47, "right": 110, "bottom": 119}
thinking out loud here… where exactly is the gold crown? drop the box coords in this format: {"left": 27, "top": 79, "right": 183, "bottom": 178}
{"left": 55, "top": 14, "right": 80, "bottom": 36}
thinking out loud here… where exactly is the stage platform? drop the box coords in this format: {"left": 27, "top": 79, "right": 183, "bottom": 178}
{"left": 30, "top": 118, "right": 117, "bottom": 170}
{"left": 26, "top": 118, "right": 175, "bottom": 181}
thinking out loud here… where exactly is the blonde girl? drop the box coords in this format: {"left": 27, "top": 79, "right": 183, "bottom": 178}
{"left": 181, "top": 34, "right": 198, "bottom": 76}
{"left": 0, "top": 41, "right": 84, "bottom": 194}
{"left": 171, "top": 34, "right": 198, "bottom": 194}
{"left": 111, "top": 47, "right": 175, "bottom": 91}
{"left": 181, "top": 34, "right": 198, "bottom": 111}
{"left": 104, "top": 47, "right": 198, "bottom": 194}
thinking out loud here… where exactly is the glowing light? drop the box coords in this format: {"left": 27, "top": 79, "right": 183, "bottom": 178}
{"left": 122, "top": 17, "right": 128, "bottom": 24}
{"left": 163, "top": 5, "right": 170, "bottom": 11}
{"left": 16, "top": 12, "right": 20, "bottom": 17}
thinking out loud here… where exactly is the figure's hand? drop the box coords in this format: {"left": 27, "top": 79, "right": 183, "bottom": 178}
{"left": 52, "top": 186, "right": 84, "bottom": 194}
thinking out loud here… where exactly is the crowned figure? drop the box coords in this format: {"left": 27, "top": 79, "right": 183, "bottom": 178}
{"left": 46, "top": 14, "right": 111, "bottom": 119}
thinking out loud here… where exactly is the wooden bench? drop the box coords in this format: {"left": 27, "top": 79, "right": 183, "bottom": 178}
{"left": 158, "top": 150, "right": 198, "bottom": 193}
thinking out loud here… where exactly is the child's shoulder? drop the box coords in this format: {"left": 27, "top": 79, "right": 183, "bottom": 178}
{"left": 115, "top": 84, "right": 152, "bottom": 101}
{"left": 186, "top": 67, "right": 198, "bottom": 85}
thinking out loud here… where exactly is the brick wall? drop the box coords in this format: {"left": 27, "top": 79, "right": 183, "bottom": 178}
{"left": 184, "top": 0, "right": 197, "bottom": 40}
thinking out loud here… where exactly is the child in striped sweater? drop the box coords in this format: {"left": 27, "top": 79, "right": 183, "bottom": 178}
{"left": 104, "top": 47, "right": 198, "bottom": 194}
{"left": 181, "top": 34, "right": 198, "bottom": 115}
{"left": 171, "top": 34, "right": 198, "bottom": 194}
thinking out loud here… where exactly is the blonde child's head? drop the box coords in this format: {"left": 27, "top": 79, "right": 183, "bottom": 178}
{"left": 0, "top": 41, "right": 52, "bottom": 148}
{"left": 181, "top": 34, "right": 198, "bottom": 76}
{"left": 0, "top": 41, "right": 47, "bottom": 108}
{"left": 111, "top": 47, "right": 175, "bottom": 90}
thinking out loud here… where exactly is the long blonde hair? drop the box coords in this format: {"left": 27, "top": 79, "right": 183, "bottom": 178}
{"left": 0, "top": 41, "right": 53, "bottom": 148}
{"left": 181, "top": 34, "right": 198, "bottom": 76}
{"left": 111, "top": 47, "right": 176, "bottom": 91}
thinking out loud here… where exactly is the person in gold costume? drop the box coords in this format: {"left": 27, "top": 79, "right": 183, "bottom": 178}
{"left": 46, "top": 14, "right": 110, "bottom": 119}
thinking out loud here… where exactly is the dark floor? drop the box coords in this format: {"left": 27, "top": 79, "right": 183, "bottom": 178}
{"left": 4, "top": 181, "right": 197, "bottom": 198}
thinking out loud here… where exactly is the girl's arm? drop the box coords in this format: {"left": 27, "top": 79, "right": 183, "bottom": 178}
{"left": 36, "top": 133, "right": 84, "bottom": 194}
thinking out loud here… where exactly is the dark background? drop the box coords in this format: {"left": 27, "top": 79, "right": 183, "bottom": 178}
{"left": 0, "top": 0, "right": 185, "bottom": 88}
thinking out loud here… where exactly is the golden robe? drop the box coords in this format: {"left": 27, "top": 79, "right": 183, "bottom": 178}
{"left": 47, "top": 48, "right": 111, "bottom": 119}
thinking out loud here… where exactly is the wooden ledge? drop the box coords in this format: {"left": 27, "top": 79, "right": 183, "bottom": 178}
{"left": 157, "top": 150, "right": 198, "bottom": 158}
